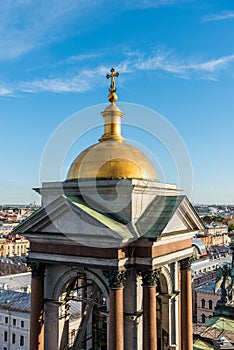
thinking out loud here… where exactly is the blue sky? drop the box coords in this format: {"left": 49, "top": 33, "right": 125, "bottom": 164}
{"left": 0, "top": 0, "right": 234, "bottom": 204}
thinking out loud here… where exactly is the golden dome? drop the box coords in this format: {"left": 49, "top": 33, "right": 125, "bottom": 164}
{"left": 66, "top": 68, "right": 157, "bottom": 181}
{"left": 67, "top": 140, "right": 157, "bottom": 180}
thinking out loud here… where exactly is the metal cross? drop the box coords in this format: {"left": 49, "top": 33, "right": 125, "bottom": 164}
{"left": 106, "top": 68, "right": 119, "bottom": 93}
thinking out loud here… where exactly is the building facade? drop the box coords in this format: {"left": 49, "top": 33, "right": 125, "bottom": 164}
{"left": 195, "top": 280, "right": 221, "bottom": 324}
{"left": 0, "top": 289, "right": 30, "bottom": 350}
{"left": 14, "top": 69, "right": 205, "bottom": 350}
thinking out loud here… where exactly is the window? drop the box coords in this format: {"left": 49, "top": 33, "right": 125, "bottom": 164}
{"left": 5, "top": 317, "right": 8, "bottom": 324}
{"left": 20, "top": 335, "right": 24, "bottom": 346}
{"left": 12, "top": 333, "right": 15, "bottom": 344}
{"left": 21, "top": 320, "right": 24, "bottom": 328}
{"left": 209, "top": 300, "right": 212, "bottom": 310}
{"left": 4, "top": 331, "right": 7, "bottom": 342}
{"left": 201, "top": 314, "right": 206, "bottom": 323}
{"left": 201, "top": 299, "right": 205, "bottom": 308}
{"left": 13, "top": 319, "right": 16, "bottom": 326}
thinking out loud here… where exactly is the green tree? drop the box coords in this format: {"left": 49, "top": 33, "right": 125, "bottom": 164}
{"left": 228, "top": 223, "right": 234, "bottom": 232}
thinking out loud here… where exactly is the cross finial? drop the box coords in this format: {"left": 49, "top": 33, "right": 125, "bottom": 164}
{"left": 106, "top": 68, "right": 119, "bottom": 94}
{"left": 106, "top": 68, "right": 119, "bottom": 103}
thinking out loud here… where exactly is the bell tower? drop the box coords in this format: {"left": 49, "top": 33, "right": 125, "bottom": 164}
{"left": 14, "top": 69, "right": 204, "bottom": 350}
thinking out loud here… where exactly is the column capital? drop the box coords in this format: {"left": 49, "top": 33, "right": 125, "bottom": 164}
{"left": 140, "top": 268, "right": 160, "bottom": 287}
{"left": 103, "top": 269, "right": 127, "bottom": 289}
{"left": 179, "top": 257, "right": 193, "bottom": 271}
{"left": 28, "top": 261, "right": 45, "bottom": 278}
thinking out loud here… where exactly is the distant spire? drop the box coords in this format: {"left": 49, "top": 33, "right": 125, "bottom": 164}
{"left": 106, "top": 68, "right": 119, "bottom": 103}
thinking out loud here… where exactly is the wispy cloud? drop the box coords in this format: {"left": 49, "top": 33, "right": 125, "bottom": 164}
{"left": 19, "top": 66, "right": 111, "bottom": 94}
{"left": 0, "top": 0, "right": 101, "bottom": 60}
{"left": 133, "top": 50, "right": 234, "bottom": 76}
{"left": 3, "top": 50, "right": 234, "bottom": 96}
{"left": 127, "top": 0, "right": 192, "bottom": 9}
{"left": 0, "top": 0, "right": 193, "bottom": 61}
{"left": 186, "top": 55, "right": 234, "bottom": 71}
{"left": 0, "top": 86, "right": 13, "bottom": 96}
{"left": 66, "top": 54, "right": 99, "bottom": 64}
{"left": 134, "top": 50, "right": 183, "bottom": 73}
{"left": 21, "top": 74, "right": 91, "bottom": 94}
{"left": 203, "top": 10, "right": 234, "bottom": 22}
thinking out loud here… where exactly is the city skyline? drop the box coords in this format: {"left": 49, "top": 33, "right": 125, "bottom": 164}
{"left": 0, "top": 0, "right": 234, "bottom": 204}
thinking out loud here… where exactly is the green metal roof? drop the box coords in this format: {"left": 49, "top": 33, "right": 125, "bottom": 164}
{"left": 193, "top": 339, "right": 214, "bottom": 350}
{"left": 12, "top": 206, "right": 43, "bottom": 233}
{"left": 12, "top": 194, "right": 190, "bottom": 242}
{"left": 135, "top": 195, "right": 184, "bottom": 238}
{"left": 205, "top": 316, "right": 234, "bottom": 332}
{"left": 66, "top": 195, "right": 133, "bottom": 239}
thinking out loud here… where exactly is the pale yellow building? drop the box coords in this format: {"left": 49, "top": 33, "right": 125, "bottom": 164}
{"left": 2, "top": 237, "right": 30, "bottom": 258}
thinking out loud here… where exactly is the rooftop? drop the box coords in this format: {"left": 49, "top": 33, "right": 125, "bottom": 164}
{"left": 0, "top": 289, "right": 30, "bottom": 312}
{"left": 195, "top": 280, "right": 221, "bottom": 294}
{"left": 0, "top": 272, "right": 31, "bottom": 292}
{"left": 192, "top": 256, "right": 232, "bottom": 274}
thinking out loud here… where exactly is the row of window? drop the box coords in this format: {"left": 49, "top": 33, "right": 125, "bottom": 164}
{"left": 4, "top": 331, "right": 24, "bottom": 346}
{"left": 201, "top": 313, "right": 212, "bottom": 323}
{"left": 201, "top": 299, "right": 213, "bottom": 309}
{"left": 3, "top": 317, "right": 24, "bottom": 328}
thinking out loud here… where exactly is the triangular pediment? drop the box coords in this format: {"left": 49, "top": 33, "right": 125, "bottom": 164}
{"left": 13, "top": 195, "right": 135, "bottom": 248}
{"left": 162, "top": 196, "right": 204, "bottom": 234}
{"left": 14, "top": 194, "right": 204, "bottom": 247}
{"left": 135, "top": 195, "right": 204, "bottom": 239}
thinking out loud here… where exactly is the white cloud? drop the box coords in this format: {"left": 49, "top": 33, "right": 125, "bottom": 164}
{"left": 203, "top": 11, "right": 234, "bottom": 22}
{"left": 0, "top": 86, "right": 13, "bottom": 96}
{"left": 132, "top": 51, "right": 234, "bottom": 77}
{"left": 186, "top": 55, "right": 234, "bottom": 72}
{"left": 127, "top": 0, "right": 191, "bottom": 9}
{"left": 2, "top": 50, "right": 234, "bottom": 96}
{"left": 0, "top": 0, "right": 101, "bottom": 60}
{"left": 134, "top": 51, "right": 184, "bottom": 73}
{"left": 66, "top": 54, "right": 99, "bottom": 63}
{"left": 22, "top": 76, "right": 90, "bottom": 93}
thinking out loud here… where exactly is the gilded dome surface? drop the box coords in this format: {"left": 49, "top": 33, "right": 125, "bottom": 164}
{"left": 66, "top": 68, "right": 157, "bottom": 181}
{"left": 66, "top": 140, "right": 157, "bottom": 180}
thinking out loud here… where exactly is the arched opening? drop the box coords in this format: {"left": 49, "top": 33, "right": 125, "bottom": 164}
{"left": 201, "top": 299, "right": 205, "bottom": 308}
{"left": 66, "top": 273, "right": 107, "bottom": 349}
{"left": 157, "top": 271, "right": 170, "bottom": 350}
{"left": 46, "top": 268, "right": 109, "bottom": 350}
{"left": 201, "top": 314, "right": 206, "bottom": 323}
{"left": 208, "top": 300, "right": 212, "bottom": 310}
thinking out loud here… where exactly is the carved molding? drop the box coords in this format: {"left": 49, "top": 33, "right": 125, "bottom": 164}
{"left": 179, "top": 257, "right": 193, "bottom": 271}
{"left": 140, "top": 269, "right": 161, "bottom": 287}
{"left": 103, "top": 269, "right": 127, "bottom": 289}
{"left": 28, "top": 261, "right": 45, "bottom": 278}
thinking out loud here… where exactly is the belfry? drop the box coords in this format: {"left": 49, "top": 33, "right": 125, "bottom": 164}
{"left": 14, "top": 69, "right": 204, "bottom": 350}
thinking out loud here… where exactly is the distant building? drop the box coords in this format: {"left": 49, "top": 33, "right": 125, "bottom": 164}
{"left": 0, "top": 272, "right": 31, "bottom": 292}
{"left": 0, "top": 289, "right": 30, "bottom": 350}
{"left": 5, "top": 236, "right": 29, "bottom": 257}
{"left": 195, "top": 280, "right": 221, "bottom": 324}
{"left": 196, "top": 223, "right": 229, "bottom": 249}
{"left": 192, "top": 256, "right": 231, "bottom": 323}
{"left": 0, "top": 236, "right": 29, "bottom": 258}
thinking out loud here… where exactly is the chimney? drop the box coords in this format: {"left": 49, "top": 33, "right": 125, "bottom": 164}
{"left": 213, "top": 337, "right": 234, "bottom": 349}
